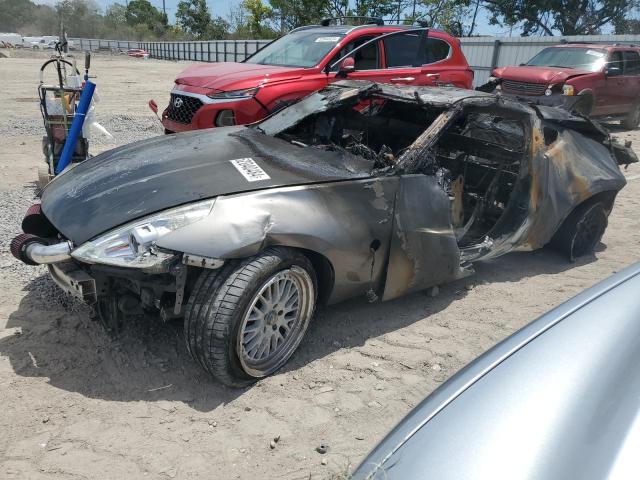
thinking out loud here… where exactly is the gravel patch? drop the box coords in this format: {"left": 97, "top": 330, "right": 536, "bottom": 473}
{"left": 1, "top": 187, "right": 91, "bottom": 314}
{"left": 0, "top": 113, "right": 163, "bottom": 146}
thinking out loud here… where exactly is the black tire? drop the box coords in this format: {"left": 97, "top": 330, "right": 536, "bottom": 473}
{"left": 550, "top": 200, "right": 608, "bottom": 261}
{"left": 183, "top": 247, "right": 317, "bottom": 387}
{"left": 575, "top": 93, "right": 593, "bottom": 117}
{"left": 621, "top": 103, "right": 640, "bottom": 130}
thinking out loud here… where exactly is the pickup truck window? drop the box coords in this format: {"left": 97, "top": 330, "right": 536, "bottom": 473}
{"left": 623, "top": 51, "right": 640, "bottom": 75}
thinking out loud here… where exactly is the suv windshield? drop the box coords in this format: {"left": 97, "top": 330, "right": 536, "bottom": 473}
{"left": 526, "top": 47, "right": 607, "bottom": 71}
{"left": 245, "top": 31, "right": 345, "bottom": 68}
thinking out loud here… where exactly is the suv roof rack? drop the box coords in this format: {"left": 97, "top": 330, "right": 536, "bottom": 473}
{"left": 320, "top": 16, "right": 384, "bottom": 26}
{"left": 559, "top": 40, "right": 595, "bottom": 44}
{"left": 559, "top": 39, "right": 638, "bottom": 48}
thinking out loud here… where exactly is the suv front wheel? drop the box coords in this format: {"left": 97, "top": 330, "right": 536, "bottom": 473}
{"left": 622, "top": 103, "right": 640, "bottom": 130}
{"left": 184, "top": 247, "right": 317, "bottom": 386}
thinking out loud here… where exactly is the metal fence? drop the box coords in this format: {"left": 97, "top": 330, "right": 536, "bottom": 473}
{"left": 71, "top": 34, "right": 640, "bottom": 86}
{"left": 70, "top": 37, "right": 270, "bottom": 62}
{"left": 71, "top": 38, "right": 141, "bottom": 51}
{"left": 139, "top": 40, "right": 270, "bottom": 62}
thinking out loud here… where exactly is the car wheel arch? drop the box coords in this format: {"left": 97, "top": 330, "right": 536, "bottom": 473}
{"left": 289, "top": 247, "right": 335, "bottom": 306}
{"left": 576, "top": 89, "right": 595, "bottom": 116}
{"left": 182, "top": 245, "right": 335, "bottom": 314}
{"left": 548, "top": 189, "right": 617, "bottom": 243}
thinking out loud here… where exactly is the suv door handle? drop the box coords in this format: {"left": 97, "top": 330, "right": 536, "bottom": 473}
{"left": 390, "top": 77, "right": 415, "bottom": 82}
{"left": 426, "top": 73, "right": 440, "bottom": 78}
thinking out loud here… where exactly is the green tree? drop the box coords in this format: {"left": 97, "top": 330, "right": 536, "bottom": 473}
{"left": 483, "top": 0, "right": 639, "bottom": 35}
{"left": 352, "top": 0, "right": 398, "bottom": 18}
{"left": 268, "top": 0, "right": 328, "bottom": 31}
{"left": 105, "top": 3, "right": 127, "bottom": 30}
{"left": 56, "top": 0, "right": 104, "bottom": 38}
{"left": 615, "top": 15, "right": 640, "bottom": 33}
{"left": 0, "top": 0, "right": 35, "bottom": 31}
{"left": 208, "top": 16, "right": 230, "bottom": 39}
{"left": 414, "top": 0, "right": 473, "bottom": 36}
{"left": 125, "top": 0, "right": 168, "bottom": 36}
{"left": 241, "top": 0, "right": 276, "bottom": 37}
{"left": 176, "top": 0, "right": 212, "bottom": 38}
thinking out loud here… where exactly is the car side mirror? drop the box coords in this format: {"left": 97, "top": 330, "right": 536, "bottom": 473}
{"left": 605, "top": 64, "right": 622, "bottom": 77}
{"left": 338, "top": 57, "right": 356, "bottom": 77}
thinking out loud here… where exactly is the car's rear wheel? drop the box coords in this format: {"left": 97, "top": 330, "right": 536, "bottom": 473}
{"left": 184, "top": 247, "right": 317, "bottom": 387}
{"left": 621, "top": 103, "right": 640, "bottom": 130}
{"left": 550, "top": 200, "right": 608, "bottom": 262}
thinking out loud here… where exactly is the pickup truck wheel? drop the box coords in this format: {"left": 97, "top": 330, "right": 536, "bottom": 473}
{"left": 575, "top": 92, "right": 593, "bottom": 116}
{"left": 184, "top": 247, "right": 317, "bottom": 387}
{"left": 621, "top": 103, "right": 640, "bottom": 130}
{"left": 550, "top": 200, "right": 608, "bottom": 262}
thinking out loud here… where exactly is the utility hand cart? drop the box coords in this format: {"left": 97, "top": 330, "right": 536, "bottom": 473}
{"left": 37, "top": 45, "right": 92, "bottom": 189}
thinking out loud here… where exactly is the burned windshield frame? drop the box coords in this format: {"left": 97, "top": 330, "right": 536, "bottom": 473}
{"left": 326, "top": 27, "right": 430, "bottom": 73}
{"left": 256, "top": 83, "right": 378, "bottom": 136}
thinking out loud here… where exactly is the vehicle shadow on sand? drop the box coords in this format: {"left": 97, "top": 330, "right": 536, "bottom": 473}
{"left": 1, "top": 246, "right": 599, "bottom": 410}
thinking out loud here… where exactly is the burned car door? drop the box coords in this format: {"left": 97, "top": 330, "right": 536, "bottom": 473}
{"left": 383, "top": 102, "right": 534, "bottom": 300}
{"left": 383, "top": 174, "right": 468, "bottom": 301}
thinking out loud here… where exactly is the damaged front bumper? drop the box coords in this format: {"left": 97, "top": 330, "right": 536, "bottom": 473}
{"left": 49, "top": 261, "right": 97, "bottom": 304}
{"left": 476, "top": 80, "right": 586, "bottom": 113}
{"left": 43, "top": 251, "right": 226, "bottom": 331}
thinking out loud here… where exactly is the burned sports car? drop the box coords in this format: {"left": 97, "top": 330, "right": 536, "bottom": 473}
{"left": 11, "top": 80, "right": 636, "bottom": 386}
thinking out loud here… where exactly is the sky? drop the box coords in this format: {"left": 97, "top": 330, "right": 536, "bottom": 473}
{"left": 35, "top": 0, "right": 519, "bottom": 36}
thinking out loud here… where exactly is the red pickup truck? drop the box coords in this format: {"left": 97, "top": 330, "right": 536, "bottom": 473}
{"left": 488, "top": 43, "right": 640, "bottom": 129}
{"left": 157, "top": 19, "right": 474, "bottom": 133}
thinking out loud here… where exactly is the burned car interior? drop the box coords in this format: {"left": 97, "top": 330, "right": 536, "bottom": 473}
{"left": 264, "top": 82, "right": 529, "bottom": 252}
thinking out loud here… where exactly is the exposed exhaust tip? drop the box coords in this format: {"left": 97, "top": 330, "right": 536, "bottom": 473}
{"left": 10, "top": 233, "right": 47, "bottom": 266}
{"left": 22, "top": 203, "right": 57, "bottom": 237}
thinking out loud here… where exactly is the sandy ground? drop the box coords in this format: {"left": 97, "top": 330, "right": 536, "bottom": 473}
{"left": 1, "top": 51, "right": 640, "bottom": 480}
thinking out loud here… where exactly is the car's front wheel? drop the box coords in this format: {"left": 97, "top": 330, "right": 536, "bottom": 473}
{"left": 184, "top": 247, "right": 317, "bottom": 386}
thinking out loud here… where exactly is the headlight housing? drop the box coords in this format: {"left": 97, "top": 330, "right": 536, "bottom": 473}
{"left": 207, "top": 87, "right": 259, "bottom": 100}
{"left": 71, "top": 199, "right": 215, "bottom": 268}
{"left": 562, "top": 84, "right": 575, "bottom": 96}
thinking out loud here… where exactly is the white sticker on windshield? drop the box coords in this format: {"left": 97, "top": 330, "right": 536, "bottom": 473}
{"left": 230, "top": 158, "right": 270, "bottom": 182}
{"left": 586, "top": 50, "right": 605, "bottom": 57}
{"left": 315, "top": 36, "right": 341, "bottom": 43}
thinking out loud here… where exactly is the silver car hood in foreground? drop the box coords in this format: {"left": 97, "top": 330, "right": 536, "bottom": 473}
{"left": 353, "top": 262, "right": 640, "bottom": 480}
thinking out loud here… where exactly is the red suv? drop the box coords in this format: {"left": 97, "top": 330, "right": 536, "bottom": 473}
{"left": 158, "top": 19, "right": 473, "bottom": 133}
{"left": 488, "top": 43, "right": 640, "bottom": 129}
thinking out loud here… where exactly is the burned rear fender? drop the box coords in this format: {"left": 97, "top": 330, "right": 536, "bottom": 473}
{"left": 525, "top": 121, "right": 626, "bottom": 248}
{"left": 156, "top": 178, "right": 399, "bottom": 304}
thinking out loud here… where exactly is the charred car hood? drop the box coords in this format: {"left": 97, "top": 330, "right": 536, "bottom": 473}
{"left": 495, "top": 65, "right": 591, "bottom": 84}
{"left": 175, "top": 62, "right": 304, "bottom": 90}
{"left": 41, "top": 127, "right": 373, "bottom": 245}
